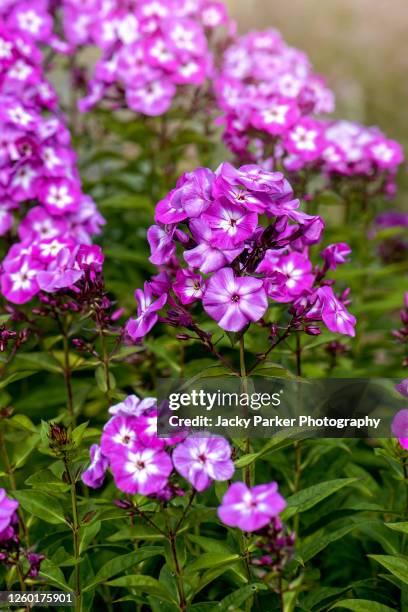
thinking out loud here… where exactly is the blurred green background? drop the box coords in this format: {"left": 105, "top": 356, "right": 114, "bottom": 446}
{"left": 226, "top": 0, "right": 408, "bottom": 200}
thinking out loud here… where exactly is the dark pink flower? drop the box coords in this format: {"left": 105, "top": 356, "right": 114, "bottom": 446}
{"left": 321, "top": 243, "right": 352, "bottom": 270}
{"left": 173, "top": 269, "right": 205, "bottom": 304}
{"left": 203, "top": 267, "right": 268, "bottom": 332}
{"left": 82, "top": 444, "right": 109, "bottom": 489}
{"left": 173, "top": 436, "right": 234, "bottom": 492}
{"left": 126, "top": 283, "right": 167, "bottom": 340}
{"left": 0, "top": 488, "right": 18, "bottom": 538}
{"left": 110, "top": 444, "right": 173, "bottom": 496}
{"left": 218, "top": 482, "right": 286, "bottom": 532}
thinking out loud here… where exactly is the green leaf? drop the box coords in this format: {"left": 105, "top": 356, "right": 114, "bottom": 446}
{"left": 95, "top": 365, "right": 116, "bottom": 392}
{"left": 83, "top": 548, "right": 164, "bottom": 592}
{"left": 385, "top": 522, "right": 408, "bottom": 535}
{"left": 185, "top": 553, "right": 240, "bottom": 574}
{"left": 25, "top": 469, "right": 69, "bottom": 490}
{"left": 216, "top": 584, "right": 267, "bottom": 611}
{"left": 107, "top": 575, "right": 175, "bottom": 604}
{"left": 330, "top": 599, "right": 396, "bottom": 612}
{"left": 13, "top": 490, "right": 67, "bottom": 525}
{"left": 368, "top": 554, "right": 408, "bottom": 586}
{"left": 6, "top": 414, "right": 37, "bottom": 433}
{"left": 188, "top": 535, "right": 234, "bottom": 555}
{"left": 282, "top": 478, "right": 358, "bottom": 520}
{"left": 39, "top": 560, "right": 69, "bottom": 591}
{"left": 79, "top": 521, "right": 101, "bottom": 555}
{"left": 72, "top": 421, "right": 89, "bottom": 447}
{"left": 0, "top": 370, "right": 37, "bottom": 389}
{"left": 298, "top": 518, "right": 372, "bottom": 563}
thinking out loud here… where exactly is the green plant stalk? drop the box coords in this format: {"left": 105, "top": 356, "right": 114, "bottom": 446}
{"left": 239, "top": 336, "right": 252, "bottom": 488}
{"left": 56, "top": 315, "right": 75, "bottom": 426}
{"left": 63, "top": 455, "right": 81, "bottom": 612}
{"left": 99, "top": 327, "right": 111, "bottom": 401}
{"left": 239, "top": 337, "right": 254, "bottom": 612}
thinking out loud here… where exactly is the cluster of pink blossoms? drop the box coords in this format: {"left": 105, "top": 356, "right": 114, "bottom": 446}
{"left": 215, "top": 29, "right": 403, "bottom": 192}
{"left": 282, "top": 119, "right": 404, "bottom": 192}
{"left": 72, "top": 0, "right": 232, "bottom": 116}
{"left": 391, "top": 378, "right": 408, "bottom": 450}
{"left": 82, "top": 394, "right": 286, "bottom": 532}
{"left": 214, "top": 29, "right": 333, "bottom": 158}
{"left": 0, "top": 20, "right": 105, "bottom": 304}
{"left": 0, "top": 1, "right": 69, "bottom": 52}
{"left": 126, "top": 163, "right": 356, "bottom": 339}
{"left": 82, "top": 394, "right": 235, "bottom": 497}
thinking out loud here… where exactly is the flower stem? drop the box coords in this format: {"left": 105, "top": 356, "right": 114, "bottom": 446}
{"left": 57, "top": 316, "right": 75, "bottom": 426}
{"left": 63, "top": 455, "right": 81, "bottom": 612}
{"left": 99, "top": 327, "right": 112, "bottom": 402}
{"left": 239, "top": 337, "right": 252, "bottom": 488}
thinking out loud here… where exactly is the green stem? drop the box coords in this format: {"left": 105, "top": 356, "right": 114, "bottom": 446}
{"left": 239, "top": 337, "right": 252, "bottom": 488}
{"left": 57, "top": 316, "right": 75, "bottom": 426}
{"left": 175, "top": 489, "right": 196, "bottom": 534}
{"left": 168, "top": 529, "right": 187, "bottom": 611}
{"left": 64, "top": 455, "right": 81, "bottom": 612}
{"left": 295, "top": 334, "right": 302, "bottom": 377}
{"left": 99, "top": 328, "right": 111, "bottom": 401}
{"left": 293, "top": 441, "right": 302, "bottom": 538}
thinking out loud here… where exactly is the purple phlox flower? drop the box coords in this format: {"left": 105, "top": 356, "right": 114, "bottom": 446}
{"left": 26, "top": 552, "right": 45, "bottom": 578}
{"left": 110, "top": 443, "right": 173, "bottom": 496}
{"left": 32, "top": 238, "right": 74, "bottom": 264}
{"left": 0, "top": 488, "right": 19, "bottom": 534}
{"left": 100, "top": 414, "right": 139, "bottom": 459}
{"left": 202, "top": 199, "right": 258, "bottom": 248}
{"left": 134, "top": 410, "right": 165, "bottom": 450}
{"left": 180, "top": 167, "right": 215, "bottom": 217}
{"left": 108, "top": 394, "right": 157, "bottom": 417}
{"left": 147, "top": 224, "right": 176, "bottom": 265}
{"left": 75, "top": 244, "right": 104, "bottom": 272}
{"left": 396, "top": 379, "right": 408, "bottom": 398}
{"left": 321, "top": 243, "right": 352, "bottom": 271}
{"left": 316, "top": 286, "right": 356, "bottom": 337}
{"left": 155, "top": 187, "right": 188, "bottom": 224}
{"left": 184, "top": 219, "right": 243, "bottom": 273}
{"left": 36, "top": 247, "right": 83, "bottom": 293}
{"left": 126, "top": 282, "right": 167, "bottom": 340}
{"left": 81, "top": 444, "right": 109, "bottom": 489}
{"left": 262, "top": 251, "right": 314, "bottom": 302}
{"left": 149, "top": 271, "right": 172, "bottom": 296}
{"left": 173, "top": 269, "right": 205, "bottom": 304}
{"left": 391, "top": 409, "right": 408, "bottom": 451}
{"left": 0, "top": 255, "right": 42, "bottom": 304}
{"left": 202, "top": 267, "right": 268, "bottom": 332}
{"left": 375, "top": 210, "right": 408, "bottom": 229}
{"left": 218, "top": 481, "right": 286, "bottom": 532}
{"left": 172, "top": 436, "right": 234, "bottom": 492}
{"left": 38, "top": 178, "right": 81, "bottom": 216}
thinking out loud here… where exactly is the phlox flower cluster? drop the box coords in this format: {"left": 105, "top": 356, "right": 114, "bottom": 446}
{"left": 215, "top": 30, "right": 404, "bottom": 194}
{"left": 0, "top": 1, "right": 70, "bottom": 52}
{"left": 82, "top": 394, "right": 235, "bottom": 497}
{"left": 392, "top": 378, "right": 408, "bottom": 450}
{"left": 126, "top": 163, "right": 356, "bottom": 339}
{"left": 71, "top": 0, "right": 233, "bottom": 116}
{"left": 214, "top": 29, "right": 333, "bottom": 160}
{"left": 0, "top": 21, "right": 105, "bottom": 304}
